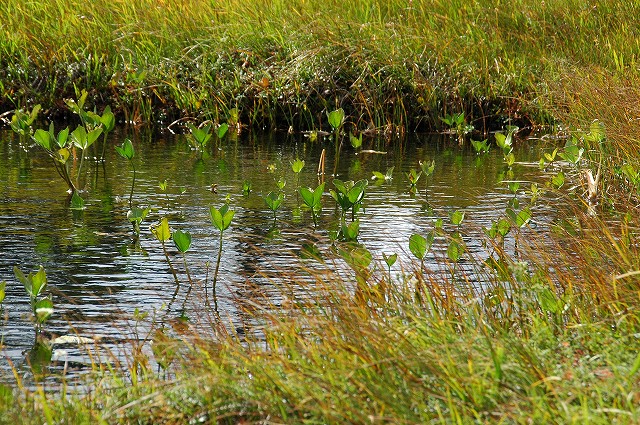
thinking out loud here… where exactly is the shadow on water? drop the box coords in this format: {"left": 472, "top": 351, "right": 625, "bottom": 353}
{"left": 0, "top": 128, "right": 559, "bottom": 383}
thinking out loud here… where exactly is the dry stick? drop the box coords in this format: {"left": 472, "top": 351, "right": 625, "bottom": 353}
{"left": 318, "top": 148, "right": 325, "bottom": 183}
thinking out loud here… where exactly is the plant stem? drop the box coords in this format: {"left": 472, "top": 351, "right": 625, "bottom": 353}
{"left": 129, "top": 163, "right": 136, "bottom": 210}
{"left": 212, "top": 230, "right": 223, "bottom": 312}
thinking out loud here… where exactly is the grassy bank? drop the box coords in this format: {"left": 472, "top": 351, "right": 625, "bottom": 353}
{"left": 1, "top": 0, "right": 639, "bottom": 131}
{"left": 1, "top": 213, "right": 639, "bottom": 424}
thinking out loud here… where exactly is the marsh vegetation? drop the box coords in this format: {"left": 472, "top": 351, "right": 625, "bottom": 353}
{"left": 0, "top": 0, "right": 639, "bottom": 423}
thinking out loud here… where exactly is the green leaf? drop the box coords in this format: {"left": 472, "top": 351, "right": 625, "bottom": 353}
{"left": 450, "top": 210, "right": 465, "bottom": 226}
{"left": 327, "top": 108, "right": 345, "bottom": 131}
{"left": 100, "top": 106, "right": 115, "bottom": 132}
{"left": 0, "top": 281, "right": 5, "bottom": 304}
{"left": 13, "top": 266, "right": 31, "bottom": 296}
{"left": 86, "top": 127, "right": 103, "bottom": 147}
{"left": 291, "top": 158, "right": 305, "bottom": 173}
{"left": 115, "top": 138, "right": 135, "bottom": 160}
{"left": 300, "top": 187, "right": 314, "bottom": 206}
{"left": 70, "top": 192, "right": 85, "bottom": 210}
{"left": 152, "top": 217, "right": 171, "bottom": 242}
{"left": 217, "top": 123, "right": 229, "bottom": 139}
{"left": 349, "top": 132, "right": 362, "bottom": 148}
{"left": 419, "top": 160, "right": 436, "bottom": 176}
{"left": 31, "top": 266, "right": 47, "bottom": 298}
{"left": 70, "top": 125, "right": 88, "bottom": 149}
{"left": 409, "top": 233, "right": 428, "bottom": 260}
{"left": 383, "top": 253, "right": 397, "bottom": 268}
{"left": 210, "top": 204, "right": 234, "bottom": 231}
{"left": 127, "top": 207, "right": 150, "bottom": 224}
{"left": 33, "top": 129, "right": 53, "bottom": 150}
{"left": 56, "top": 126, "right": 70, "bottom": 148}
{"left": 447, "top": 240, "right": 463, "bottom": 262}
{"left": 35, "top": 298, "right": 54, "bottom": 324}
{"left": 265, "top": 191, "right": 283, "bottom": 211}
{"left": 173, "top": 229, "right": 192, "bottom": 253}
{"left": 497, "top": 218, "right": 511, "bottom": 236}
{"left": 552, "top": 172, "right": 565, "bottom": 189}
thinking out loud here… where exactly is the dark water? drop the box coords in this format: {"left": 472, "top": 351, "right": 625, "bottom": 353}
{"left": 0, "top": 128, "right": 554, "bottom": 381}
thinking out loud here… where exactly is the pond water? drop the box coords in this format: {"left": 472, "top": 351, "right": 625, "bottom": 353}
{"left": 0, "top": 127, "right": 555, "bottom": 382}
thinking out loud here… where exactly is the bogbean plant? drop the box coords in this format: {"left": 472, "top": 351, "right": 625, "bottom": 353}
{"left": 440, "top": 112, "right": 474, "bottom": 146}
{"left": 12, "top": 266, "right": 53, "bottom": 340}
{"left": 9, "top": 90, "right": 115, "bottom": 205}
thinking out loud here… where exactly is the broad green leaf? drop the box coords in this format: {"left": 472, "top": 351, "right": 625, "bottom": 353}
{"left": 265, "top": 191, "right": 283, "bottom": 211}
{"left": 372, "top": 171, "right": 386, "bottom": 180}
{"left": 115, "top": 138, "right": 135, "bottom": 160}
{"left": 31, "top": 266, "right": 47, "bottom": 298}
{"left": 497, "top": 218, "right": 511, "bottom": 236}
{"left": 33, "top": 129, "right": 52, "bottom": 150}
{"left": 291, "top": 158, "right": 305, "bottom": 173}
{"left": 0, "top": 281, "right": 5, "bottom": 304}
{"left": 327, "top": 108, "right": 345, "bottom": 130}
{"left": 35, "top": 298, "right": 54, "bottom": 323}
{"left": 70, "top": 125, "right": 88, "bottom": 149}
{"left": 450, "top": 210, "right": 465, "bottom": 226}
{"left": 300, "top": 187, "right": 314, "bottom": 206}
{"left": 552, "top": 172, "right": 565, "bottom": 188}
{"left": 70, "top": 192, "right": 85, "bottom": 210}
{"left": 383, "top": 253, "right": 397, "bottom": 268}
{"left": 127, "top": 207, "right": 150, "bottom": 223}
{"left": 349, "top": 132, "right": 362, "bottom": 148}
{"left": 173, "top": 229, "right": 192, "bottom": 253}
{"left": 86, "top": 127, "right": 103, "bottom": 147}
{"left": 56, "top": 126, "right": 70, "bottom": 148}
{"left": 420, "top": 160, "right": 436, "bottom": 176}
{"left": 152, "top": 217, "right": 171, "bottom": 242}
{"left": 447, "top": 240, "right": 463, "bottom": 262}
{"left": 409, "top": 233, "right": 428, "bottom": 260}
{"left": 100, "top": 106, "right": 115, "bottom": 132}
{"left": 313, "top": 183, "right": 325, "bottom": 204}
{"left": 217, "top": 123, "right": 229, "bottom": 139}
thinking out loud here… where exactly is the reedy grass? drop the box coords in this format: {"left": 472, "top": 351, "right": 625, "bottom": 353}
{"left": 1, "top": 213, "right": 638, "bottom": 424}
{"left": 2, "top": 0, "right": 640, "bottom": 130}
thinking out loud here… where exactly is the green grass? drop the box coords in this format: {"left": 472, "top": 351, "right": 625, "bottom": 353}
{"left": 1, "top": 212, "right": 639, "bottom": 423}
{"left": 2, "top": 1, "right": 640, "bottom": 423}
{"left": 2, "top": 0, "right": 640, "bottom": 131}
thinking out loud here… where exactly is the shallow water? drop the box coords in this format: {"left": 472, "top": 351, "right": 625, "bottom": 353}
{"left": 0, "top": 128, "right": 555, "bottom": 381}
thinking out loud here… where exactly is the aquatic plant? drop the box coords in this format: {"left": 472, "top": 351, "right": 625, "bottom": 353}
{"left": 419, "top": 160, "right": 435, "bottom": 197}
{"left": 406, "top": 168, "right": 422, "bottom": 193}
{"left": 151, "top": 217, "right": 180, "bottom": 286}
{"left": 13, "top": 265, "right": 53, "bottom": 339}
{"left": 300, "top": 182, "right": 324, "bottom": 226}
{"left": 264, "top": 191, "right": 284, "bottom": 222}
{"left": 9, "top": 104, "right": 40, "bottom": 137}
{"left": 471, "top": 139, "right": 490, "bottom": 154}
{"left": 127, "top": 207, "right": 150, "bottom": 237}
{"left": 330, "top": 179, "right": 367, "bottom": 223}
{"left": 115, "top": 138, "right": 136, "bottom": 209}
{"left": 210, "top": 203, "right": 234, "bottom": 311}
{"left": 441, "top": 112, "right": 473, "bottom": 145}
{"left": 173, "top": 229, "right": 194, "bottom": 301}
{"left": 409, "top": 232, "right": 434, "bottom": 271}
{"left": 349, "top": 132, "right": 363, "bottom": 149}
{"left": 382, "top": 252, "right": 397, "bottom": 284}
{"left": 187, "top": 123, "right": 212, "bottom": 152}
{"left": 371, "top": 166, "right": 394, "bottom": 182}
{"left": 327, "top": 108, "right": 345, "bottom": 134}
{"left": 291, "top": 158, "right": 304, "bottom": 190}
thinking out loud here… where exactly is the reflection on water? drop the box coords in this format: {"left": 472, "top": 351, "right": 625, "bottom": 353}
{"left": 0, "top": 128, "right": 554, "bottom": 380}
